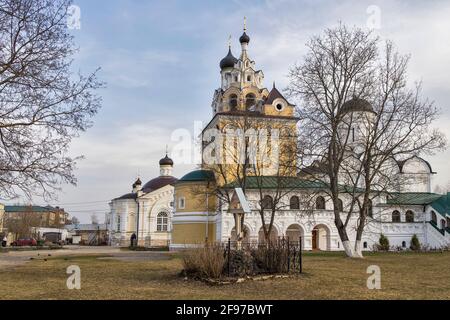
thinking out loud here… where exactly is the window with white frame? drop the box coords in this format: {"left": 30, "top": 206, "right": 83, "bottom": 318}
{"left": 178, "top": 197, "right": 185, "bottom": 209}
{"left": 157, "top": 212, "right": 168, "bottom": 232}
{"left": 116, "top": 215, "right": 121, "bottom": 232}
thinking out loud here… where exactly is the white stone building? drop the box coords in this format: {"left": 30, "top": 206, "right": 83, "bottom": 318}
{"left": 108, "top": 154, "right": 177, "bottom": 247}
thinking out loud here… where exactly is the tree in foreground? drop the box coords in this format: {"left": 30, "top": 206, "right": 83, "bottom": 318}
{"left": 0, "top": 0, "right": 103, "bottom": 200}
{"left": 287, "top": 24, "right": 446, "bottom": 258}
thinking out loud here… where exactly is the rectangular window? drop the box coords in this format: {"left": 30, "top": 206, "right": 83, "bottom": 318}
{"left": 116, "top": 216, "right": 121, "bottom": 232}
{"left": 179, "top": 197, "right": 185, "bottom": 209}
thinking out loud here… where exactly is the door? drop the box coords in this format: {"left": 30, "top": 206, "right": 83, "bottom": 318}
{"left": 312, "top": 229, "right": 318, "bottom": 250}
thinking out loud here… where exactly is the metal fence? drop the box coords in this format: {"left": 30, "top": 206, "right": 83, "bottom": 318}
{"left": 222, "top": 236, "right": 303, "bottom": 276}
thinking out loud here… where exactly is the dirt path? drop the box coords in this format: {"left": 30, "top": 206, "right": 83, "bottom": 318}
{"left": 0, "top": 246, "right": 171, "bottom": 269}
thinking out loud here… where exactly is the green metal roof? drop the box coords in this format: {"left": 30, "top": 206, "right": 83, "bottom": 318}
{"left": 178, "top": 170, "right": 215, "bottom": 182}
{"left": 430, "top": 193, "right": 450, "bottom": 218}
{"left": 5, "top": 205, "right": 56, "bottom": 212}
{"left": 224, "top": 176, "right": 329, "bottom": 190}
{"left": 386, "top": 193, "right": 443, "bottom": 206}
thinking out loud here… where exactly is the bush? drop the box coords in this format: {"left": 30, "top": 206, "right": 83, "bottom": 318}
{"left": 182, "top": 241, "right": 302, "bottom": 280}
{"left": 410, "top": 234, "right": 421, "bottom": 251}
{"left": 226, "top": 250, "right": 255, "bottom": 277}
{"left": 182, "top": 244, "right": 226, "bottom": 279}
{"left": 378, "top": 234, "right": 390, "bottom": 251}
{"left": 251, "top": 245, "right": 290, "bottom": 274}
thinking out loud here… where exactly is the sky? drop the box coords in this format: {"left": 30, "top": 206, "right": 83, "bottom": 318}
{"left": 8, "top": 0, "right": 450, "bottom": 223}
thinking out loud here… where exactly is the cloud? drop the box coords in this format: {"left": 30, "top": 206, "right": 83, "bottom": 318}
{"left": 23, "top": 0, "right": 450, "bottom": 222}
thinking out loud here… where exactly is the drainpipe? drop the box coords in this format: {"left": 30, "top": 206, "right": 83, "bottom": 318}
{"left": 423, "top": 205, "right": 428, "bottom": 246}
{"left": 205, "top": 192, "right": 209, "bottom": 243}
{"left": 135, "top": 198, "right": 140, "bottom": 246}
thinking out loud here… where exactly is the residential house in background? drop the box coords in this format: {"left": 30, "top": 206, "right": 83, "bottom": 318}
{"left": 4, "top": 205, "right": 68, "bottom": 228}
{"left": 3, "top": 205, "right": 69, "bottom": 241}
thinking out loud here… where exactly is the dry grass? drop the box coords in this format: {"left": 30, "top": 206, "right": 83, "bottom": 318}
{"left": 182, "top": 245, "right": 226, "bottom": 279}
{"left": 1, "top": 251, "right": 450, "bottom": 300}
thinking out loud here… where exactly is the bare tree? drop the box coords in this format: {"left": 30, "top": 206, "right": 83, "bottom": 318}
{"left": 4, "top": 206, "right": 41, "bottom": 239}
{"left": 0, "top": 0, "right": 103, "bottom": 200}
{"left": 287, "top": 24, "right": 446, "bottom": 258}
{"left": 69, "top": 215, "right": 79, "bottom": 225}
{"left": 339, "top": 42, "right": 445, "bottom": 257}
{"left": 201, "top": 111, "right": 298, "bottom": 245}
{"left": 91, "top": 213, "right": 98, "bottom": 225}
{"left": 287, "top": 24, "right": 378, "bottom": 257}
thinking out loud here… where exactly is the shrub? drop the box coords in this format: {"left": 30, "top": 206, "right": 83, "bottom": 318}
{"left": 251, "top": 244, "right": 290, "bottom": 274}
{"left": 378, "top": 234, "right": 390, "bottom": 251}
{"left": 182, "top": 244, "right": 226, "bottom": 279}
{"left": 410, "top": 234, "right": 421, "bottom": 251}
{"left": 227, "top": 250, "right": 254, "bottom": 277}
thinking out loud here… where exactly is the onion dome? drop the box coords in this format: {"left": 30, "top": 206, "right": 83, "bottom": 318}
{"left": 159, "top": 154, "right": 174, "bottom": 166}
{"left": 341, "top": 97, "right": 374, "bottom": 114}
{"left": 220, "top": 48, "right": 238, "bottom": 69}
{"left": 132, "top": 178, "right": 142, "bottom": 188}
{"left": 239, "top": 32, "right": 250, "bottom": 44}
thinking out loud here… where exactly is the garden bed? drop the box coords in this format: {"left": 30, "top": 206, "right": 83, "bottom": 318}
{"left": 182, "top": 272, "right": 300, "bottom": 286}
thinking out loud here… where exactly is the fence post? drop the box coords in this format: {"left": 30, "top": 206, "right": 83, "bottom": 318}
{"left": 227, "top": 237, "right": 231, "bottom": 277}
{"left": 287, "top": 237, "right": 290, "bottom": 273}
{"left": 299, "top": 236, "right": 303, "bottom": 274}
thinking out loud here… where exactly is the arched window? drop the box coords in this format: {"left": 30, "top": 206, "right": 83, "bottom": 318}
{"left": 363, "top": 242, "right": 368, "bottom": 249}
{"left": 367, "top": 199, "right": 373, "bottom": 218}
{"left": 157, "top": 212, "right": 168, "bottom": 232}
{"left": 402, "top": 241, "right": 406, "bottom": 248}
{"left": 316, "top": 196, "right": 326, "bottom": 210}
{"left": 405, "top": 210, "right": 415, "bottom": 223}
{"left": 261, "top": 195, "right": 273, "bottom": 210}
{"left": 229, "top": 94, "right": 238, "bottom": 110}
{"left": 116, "top": 215, "right": 121, "bottom": 232}
{"left": 337, "top": 199, "right": 344, "bottom": 212}
{"left": 245, "top": 93, "right": 256, "bottom": 110}
{"left": 441, "top": 219, "right": 446, "bottom": 230}
{"left": 392, "top": 210, "right": 401, "bottom": 223}
{"left": 431, "top": 211, "right": 437, "bottom": 224}
{"left": 290, "top": 196, "right": 300, "bottom": 210}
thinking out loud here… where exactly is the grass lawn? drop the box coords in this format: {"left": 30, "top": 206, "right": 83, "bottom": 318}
{"left": 1, "top": 251, "right": 449, "bottom": 300}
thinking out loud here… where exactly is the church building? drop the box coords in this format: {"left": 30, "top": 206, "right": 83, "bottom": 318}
{"left": 109, "top": 25, "right": 450, "bottom": 251}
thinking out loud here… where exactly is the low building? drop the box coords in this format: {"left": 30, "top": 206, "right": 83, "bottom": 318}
{"left": 65, "top": 224, "right": 108, "bottom": 245}
{"left": 32, "top": 227, "right": 69, "bottom": 243}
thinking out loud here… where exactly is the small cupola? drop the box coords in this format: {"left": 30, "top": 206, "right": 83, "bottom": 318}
{"left": 132, "top": 178, "right": 142, "bottom": 193}
{"left": 239, "top": 32, "right": 250, "bottom": 44}
{"left": 159, "top": 152, "right": 174, "bottom": 176}
{"left": 220, "top": 48, "right": 238, "bottom": 70}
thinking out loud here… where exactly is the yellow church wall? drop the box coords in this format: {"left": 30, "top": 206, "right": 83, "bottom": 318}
{"left": 175, "top": 182, "right": 216, "bottom": 213}
{"left": 264, "top": 104, "right": 295, "bottom": 117}
{"left": 172, "top": 222, "right": 216, "bottom": 245}
{"left": 203, "top": 116, "right": 298, "bottom": 185}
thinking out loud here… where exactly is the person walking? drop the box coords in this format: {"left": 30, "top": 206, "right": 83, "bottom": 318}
{"left": 130, "top": 233, "right": 137, "bottom": 247}
{"left": 2, "top": 235, "right": 7, "bottom": 247}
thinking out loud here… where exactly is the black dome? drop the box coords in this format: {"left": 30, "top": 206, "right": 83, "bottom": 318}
{"left": 239, "top": 32, "right": 250, "bottom": 44}
{"left": 159, "top": 155, "right": 173, "bottom": 166}
{"left": 220, "top": 48, "right": 238, "bottom": 69}
{"left": 341, "top": 97, "right": 374, "bottom": 114}
{"left": 132, "top": 178, "right": 142, "bottom": 188}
